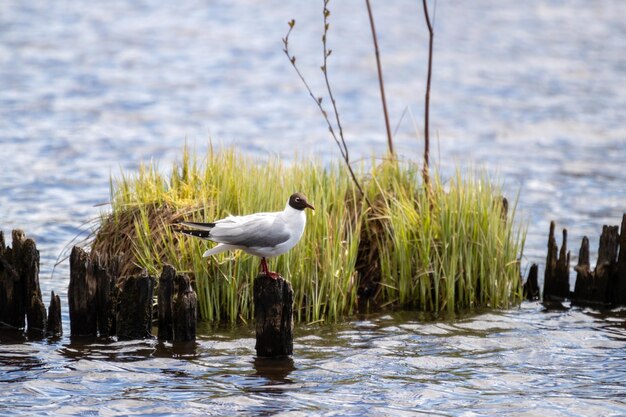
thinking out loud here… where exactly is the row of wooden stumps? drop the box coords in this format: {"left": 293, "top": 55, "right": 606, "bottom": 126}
{"left": 1, "top": 229, "right": 293, "bottom": 357}
{"left": 68, "top": 244, "right": 294, "bottom": 355}
{"left": 523, "top": 213, "right": 626, "bottom": 308}
{"left": 67, "top": 246, "right": 198, "bottom": 342}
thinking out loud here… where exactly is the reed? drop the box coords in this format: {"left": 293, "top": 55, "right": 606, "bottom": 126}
{"left": 93, "top": 147, "right": 525, "bottom": 323}
{"left": 370, "top": 161, "right": 525, "bottom": 313}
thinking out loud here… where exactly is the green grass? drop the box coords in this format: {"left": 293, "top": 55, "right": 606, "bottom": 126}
{"left": 368, "top": 162, "right": 525, "bottom": 314}
{"left": 93, "top": 146, "right": 525, "bottom": 323}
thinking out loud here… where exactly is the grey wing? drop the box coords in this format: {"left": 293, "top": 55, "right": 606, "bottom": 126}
{"left": 209, "top": 214, "right": 290, "bottom": 248}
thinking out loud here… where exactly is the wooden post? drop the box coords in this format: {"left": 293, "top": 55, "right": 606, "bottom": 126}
{"left": 596, "top": 225, "right": 619, "bottom": 276}
{"left": 0, "top": 231, "right": 25, "bottom": 329}
{"left": 590, "top": 225, "right": 619, "bottom": 305}
{"left": 157, "top": 265, "right": 174, "bottom": 341}
{"left": 543, "top": 222, "right": 557, "bottom": 297}
{"left": 93, "top": 252, "right": 118, "bottom": 337}
{"left": 158, "top": 264, "right": 197, "bottom": 342}
{"left": 523, "top": 263, "right": 540, "bottom": 301}
{"left": 572, "top": 236, "right": 593, "bottom": 304}
{"left": 46, "top": 291, "right": 62, "bottom": 337}
{"left": 571, "top": 225, "right": 618, "bottom": 307}
{"left": 0, "top": 230, "right": 46, "bottom": 333}
{"left": 172, "top": 273, "right": 196, "bottom": 342}
{"left": 19, "top": 236, "right": 47, "bottom": 334}
{"left": 68, "top": 246, "right": 97, "bottom": 336}
{"left": 254, "top": 274, "right": 293, "bottom": 357}
{"left": 543, "top": 222, "right": 571, "bottom": 302}
{"left": 557, "top": 229, "right": 571, "bottom": 295}
{"left": 116, "top": 272, "right": 154, "bottom": 340}
{"left": 614, "top": 214, "right": 626, "bottom": 305}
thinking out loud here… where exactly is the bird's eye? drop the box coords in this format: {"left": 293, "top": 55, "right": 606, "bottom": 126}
{"left": 295, "top": 197, "right": 301, "bottom": 202}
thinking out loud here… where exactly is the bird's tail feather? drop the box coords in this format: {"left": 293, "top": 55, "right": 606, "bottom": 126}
{"left": 177, "top": 228, "right": 212, "bottom": 239}
{"left": 178, "top": 221, "right": 216, "bottom": 231}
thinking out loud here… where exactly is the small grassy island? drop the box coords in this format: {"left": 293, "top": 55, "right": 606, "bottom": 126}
{"left": 92, "top": 147, "right": 526, "bottom": 323}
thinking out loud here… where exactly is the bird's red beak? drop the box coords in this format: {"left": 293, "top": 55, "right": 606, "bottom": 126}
{"left": 306, "top": 202, "right": 315, "bottom": 211}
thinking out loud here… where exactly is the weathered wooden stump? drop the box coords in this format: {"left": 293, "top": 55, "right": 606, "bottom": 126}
{"left": 572, "top": 236, "right": 594, "bottom": 304}
{"left": 523, "top": 263, "right": 540, "bottom": 301}
{"left": 94, "top": 253, "right": 119, "bottom": 337}
{"left": 19, "top": 235, "right": 47, "bottom": 334}
{"left": 116, "top": 272, "right": 155, "bottom": 340}
{"left": 614, "top": 214, "right": 626, "bottom": 306}
{"left": 595, "top": 225, "right": 619, "bottom": 291}
{"left": 172, "top": 273, "right": 197, "bottom": 342}
{"left": 157, "top": 265, "right": 175, "bottom": 341}
{"left": 158, "top": 264, "right": 197, "bottom": 342}
{"left": 0, "top": 231, "right": 26, "bottom": 329}
{"left": 68, "top": 246, "right": 97, "bottom": 336}
{"left": 543, "top": 222, "right": 571, "bottom": 302}
{"left": 254, "top": 274, "right": 294, "bottom": 357}
{"left": 46, "top": 291, "right": 62, "bottom": 337}
{"left": 572, "top": 225, "right": 620, "bottom": 307}
{"left": 0, "top": 230, "right": 47, "bottom": 334}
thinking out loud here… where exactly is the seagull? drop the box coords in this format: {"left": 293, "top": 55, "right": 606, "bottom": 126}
{"left": 176, "top": 192, "right": 315, "bottom": 279}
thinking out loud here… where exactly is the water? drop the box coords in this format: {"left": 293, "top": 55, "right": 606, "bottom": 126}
{"left": 2, "top": 307, "right": 625, "bottom": 415}
{"left": 1, "top": 0, "right": 625, "bottom": 415}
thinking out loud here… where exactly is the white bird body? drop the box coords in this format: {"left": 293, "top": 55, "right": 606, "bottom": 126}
{"left": 177, "top": 192, "right": 314, "bottom": 279}
{"left": 199, "top": 202, "right": 307, "bottom": 258}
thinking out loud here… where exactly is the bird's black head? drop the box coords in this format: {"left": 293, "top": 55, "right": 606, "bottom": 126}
{"left": 288, "top": 192, "right": 315, "bottom": 211}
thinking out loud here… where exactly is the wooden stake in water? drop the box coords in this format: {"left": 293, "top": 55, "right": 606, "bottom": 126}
{"left": 116, "top": 272, "right": 155, "bottom": 340}
{"left": 543, "top": 222, "right": 570, "bottom": 303}
{"left": 68, "top": 246, "right": 98, "bottom": 337}
{"left": 254, "top": 274, "right": 294, "bottom": 357}
{"left": 158, "top": 264, "right": 197, "bottom": 343}
{"left": 0, "top": 230, "right": 47, "bottom": 334}
{"left": 46, "top": 291, "right": 62, "bottom": 337}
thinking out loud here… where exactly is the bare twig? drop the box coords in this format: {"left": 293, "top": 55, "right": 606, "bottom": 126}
{"left": 321, "top": 1, "right": 348, "bottom": 163}
{"left": 282, "top": 18, "right": 368, "bottom": 203}
{"left": 364, "top": 0, "right": 394, "bottom": 157}
{"left": 282, "top": 21, "right": 345, "bottom": 160}
{"left": 422, "top": 0, "right": 434, "bottom": 187}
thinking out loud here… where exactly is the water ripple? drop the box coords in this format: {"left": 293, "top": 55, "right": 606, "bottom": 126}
{"left": 1, "top": 0, "right": 626, "bottom": 415}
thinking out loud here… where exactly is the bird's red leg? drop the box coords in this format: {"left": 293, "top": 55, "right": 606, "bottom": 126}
{"left": 259, "top": 257, "right": 280, "bottom": 280}
{"left": 260, "top": 258, "right": 269, "bottom": 276}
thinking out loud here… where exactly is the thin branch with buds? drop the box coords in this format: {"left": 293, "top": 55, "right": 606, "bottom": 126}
{"left": 282, "top": 16, "right": 368, "bottom": 202}
{"left": 321, "top": 1, "right": 348, "bottom": 163}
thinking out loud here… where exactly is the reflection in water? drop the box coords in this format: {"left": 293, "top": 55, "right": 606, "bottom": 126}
{"left": 252, "top": 356, "right": 296, "bottom": 385}
{"left": 0, "top": 348, "right": 45, "bottom": 384}
{"left": 58, "top": 337, "right": 199, "bottom": 362}
{"left": 0, "top": 328, "right": 27, "bottom": 345}
{"left": 156, "top": 340, "right": 199, "bottom": 359}
{"left": 59, "top": 337, "right": 158, "bottom": 362}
